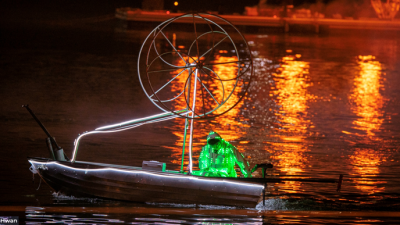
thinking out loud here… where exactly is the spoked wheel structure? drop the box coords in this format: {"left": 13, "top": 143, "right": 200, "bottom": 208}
{"left": 138, "top": 13, "right": 254, "bottom": 120}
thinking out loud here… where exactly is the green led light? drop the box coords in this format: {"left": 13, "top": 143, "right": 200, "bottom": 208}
{"left": 194, "top": 131, "right": 251, "bottom": 178}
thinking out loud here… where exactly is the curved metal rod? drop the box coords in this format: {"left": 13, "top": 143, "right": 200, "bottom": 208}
{"left": 196, "top": 70, "right": 221, "bottom": 106}
{"left": 182, "top": 69, "right": 197, "bottom": 116}
{"left": 199, "top": 35, "right": 228, "bottom": 59}
{"left": 187, "top": 15, "right": 254, "bottom": 118}
{"left": 192, "top": 14, "right": 206, "bottom": 118}
{"left": 202, "top": 14, "right": 255, "bottom": 83}
{"left": 192, "top": 13, "right": 217, "bottom": 64}
{"left": 143, "top": 14, "right": 223, "bottom": 113}
{"left": 145, "top": 52, "right": 194, "bottom": 103}
{"left": 183, "top": 68, "right": 225, "bottom": 118}
{"left": 189, "top": 14, "right": 254, "bottom": 119}
{"left": 149, "top": 68, "right": 187, "bottom": 98}
{"left": 137, "top": 15, "right": 186, "bottom": 113}
{"left": 138, "top": 13, "right": 254, "bottom": 119}
{"left": 147, "top": 25, "right": 232, "bottom": 119}
{"left": 95, "top": 110, "right": 187, "bottom": 131}
{"left": 71, "top": 110, "right": 191, "bottom": 162}
{"left": 148, "top": 14, "right": 214, "bottom": 73}
{"left": 139, "top": 14, "right": 201, "bottom": 113}
{"left": 146, "top": 53, "right": 200, "bottom": 118}
{"left": 187, "top": 31, "right": 227, "bottom": 64}
{"left": 193, "top": 14, "right": 200, "bottom": 62}
{"left": 152, "top": 73, "right": 191, "bottom": 103}
{"left": 147, "top": 51, "right": 193, "bottom": 74}
{"left": 201, "top": 66, "right": 239, "bottom": 115}
{"left": 147, "top": 14, "right": 198, "bottom": 68}
{"left": 185, "top": 20, "right": 250, "bottom": 82}
{"left": 187, "top": 67, "right": 199, "bottom": 174}
{"left": 148, "top": 15, "right": 193, "bottom": 69}
{"left": 199, "top": 16, "right": 247, "bottom": 81}
{"left": 199, "top": 71, "right": 207, "bottom": 117}
{"left": 200, "top": 67, "right": 226, "bottom": 103}
{"left": 147, "top": 67, "right": 188, "bottom": 74}
{"left": 185, "top": 13, "right": 215, "bottom": 64}
{"left": 182, "top": 69, "right": 203, "bottom": 118}
{"left": 152, "top": 27, "right": 188, "bottom": 68}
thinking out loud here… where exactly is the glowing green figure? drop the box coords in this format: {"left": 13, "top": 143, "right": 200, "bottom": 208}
{"left": 193, "top": 131, "right": 251, "bottom": 178}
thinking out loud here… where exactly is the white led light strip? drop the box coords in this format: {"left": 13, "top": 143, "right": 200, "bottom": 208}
{"left": 71, "top": 110, "right": 190, "bottom": 162}
{"left": 29, "top": 160, "right": 264, "bottom": 189}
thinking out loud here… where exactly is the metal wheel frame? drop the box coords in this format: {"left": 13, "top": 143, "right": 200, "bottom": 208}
{"left": 137, "top": 13, "right": 254, "bottom": 120}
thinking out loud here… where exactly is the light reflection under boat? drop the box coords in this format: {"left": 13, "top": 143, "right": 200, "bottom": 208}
{"left": 19, "top": 205, "right": 400, "bottom": 224}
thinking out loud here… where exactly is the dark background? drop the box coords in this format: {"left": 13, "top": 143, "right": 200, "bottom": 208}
{"left": 0, "top": 0, "right": 383, "bottom": 21}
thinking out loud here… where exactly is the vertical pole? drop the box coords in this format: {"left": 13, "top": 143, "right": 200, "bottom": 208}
{"left": 188, "top": 68, "right": 199, "bottom": 174}
{"left": 180, "top": 117, "right": 189, "bottom": 173}
{"left": 262, "top": 167, "right": 266, "bottom": 206}
{"left": 45, "top": 137, "right": 56, "bottom": 160}
{"left": 284, "top": 21, "right": 289, "bottom": 33}
{"left": 183, "top": 66, "right": 192, "bottom": 173}
{"left": 337, "top": 174, "right": 343, "bottom": 192}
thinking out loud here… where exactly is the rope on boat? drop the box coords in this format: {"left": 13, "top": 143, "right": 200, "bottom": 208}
{"left": 36, "top": 177, "right": 42, "bottom": 191}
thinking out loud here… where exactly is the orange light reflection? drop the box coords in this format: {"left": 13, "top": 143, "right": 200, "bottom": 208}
{"left": 348, "top": 55, "right": 387, "bottom": 195}
{"left": 211, "top": 55, "right": 247, "bottom": 141}
{"left": 269, "top": 54, "right": 311, "bottom": 193}
{"left": 350, "top": 55, "right": 384, "bottom": 137}
{"left": 165, "top": 55, "right": 247, "bottom": 170}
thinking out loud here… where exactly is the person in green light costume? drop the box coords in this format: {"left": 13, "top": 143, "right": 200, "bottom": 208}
{"left": 194, "top": 131, "right": 251, "bottom": 178}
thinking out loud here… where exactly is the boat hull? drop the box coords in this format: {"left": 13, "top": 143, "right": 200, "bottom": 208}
{"left": 28, "top": 157, "right": 263, "bottom": 207}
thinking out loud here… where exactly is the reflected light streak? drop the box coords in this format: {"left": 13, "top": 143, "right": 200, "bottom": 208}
{"left": 350, "top": 55, "right": 384, "bottom": 137}
{"left": 269, "top": 54, "right": 311, "bottom": 192}
{"left": 349, "top": 55, "right": 386, "bottom": 195}
{"left": 350, "top": 148, "right": 386, "bottom": 194}
{"left": 211, "top": 55, "right": 247, "bottom": 141}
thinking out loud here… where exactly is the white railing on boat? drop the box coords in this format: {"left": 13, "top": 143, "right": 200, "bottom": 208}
{"left": 71, "top": 109, "right": 190, "bottom": 163}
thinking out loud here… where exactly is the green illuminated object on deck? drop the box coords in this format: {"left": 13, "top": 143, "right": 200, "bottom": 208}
{"left": 192, "top": 131, "right": 251, "bottom": 178}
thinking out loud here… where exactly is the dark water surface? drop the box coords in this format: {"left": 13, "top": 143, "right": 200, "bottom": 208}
{"left": 1, "top": 16, "right": 400, "bottom": 224}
